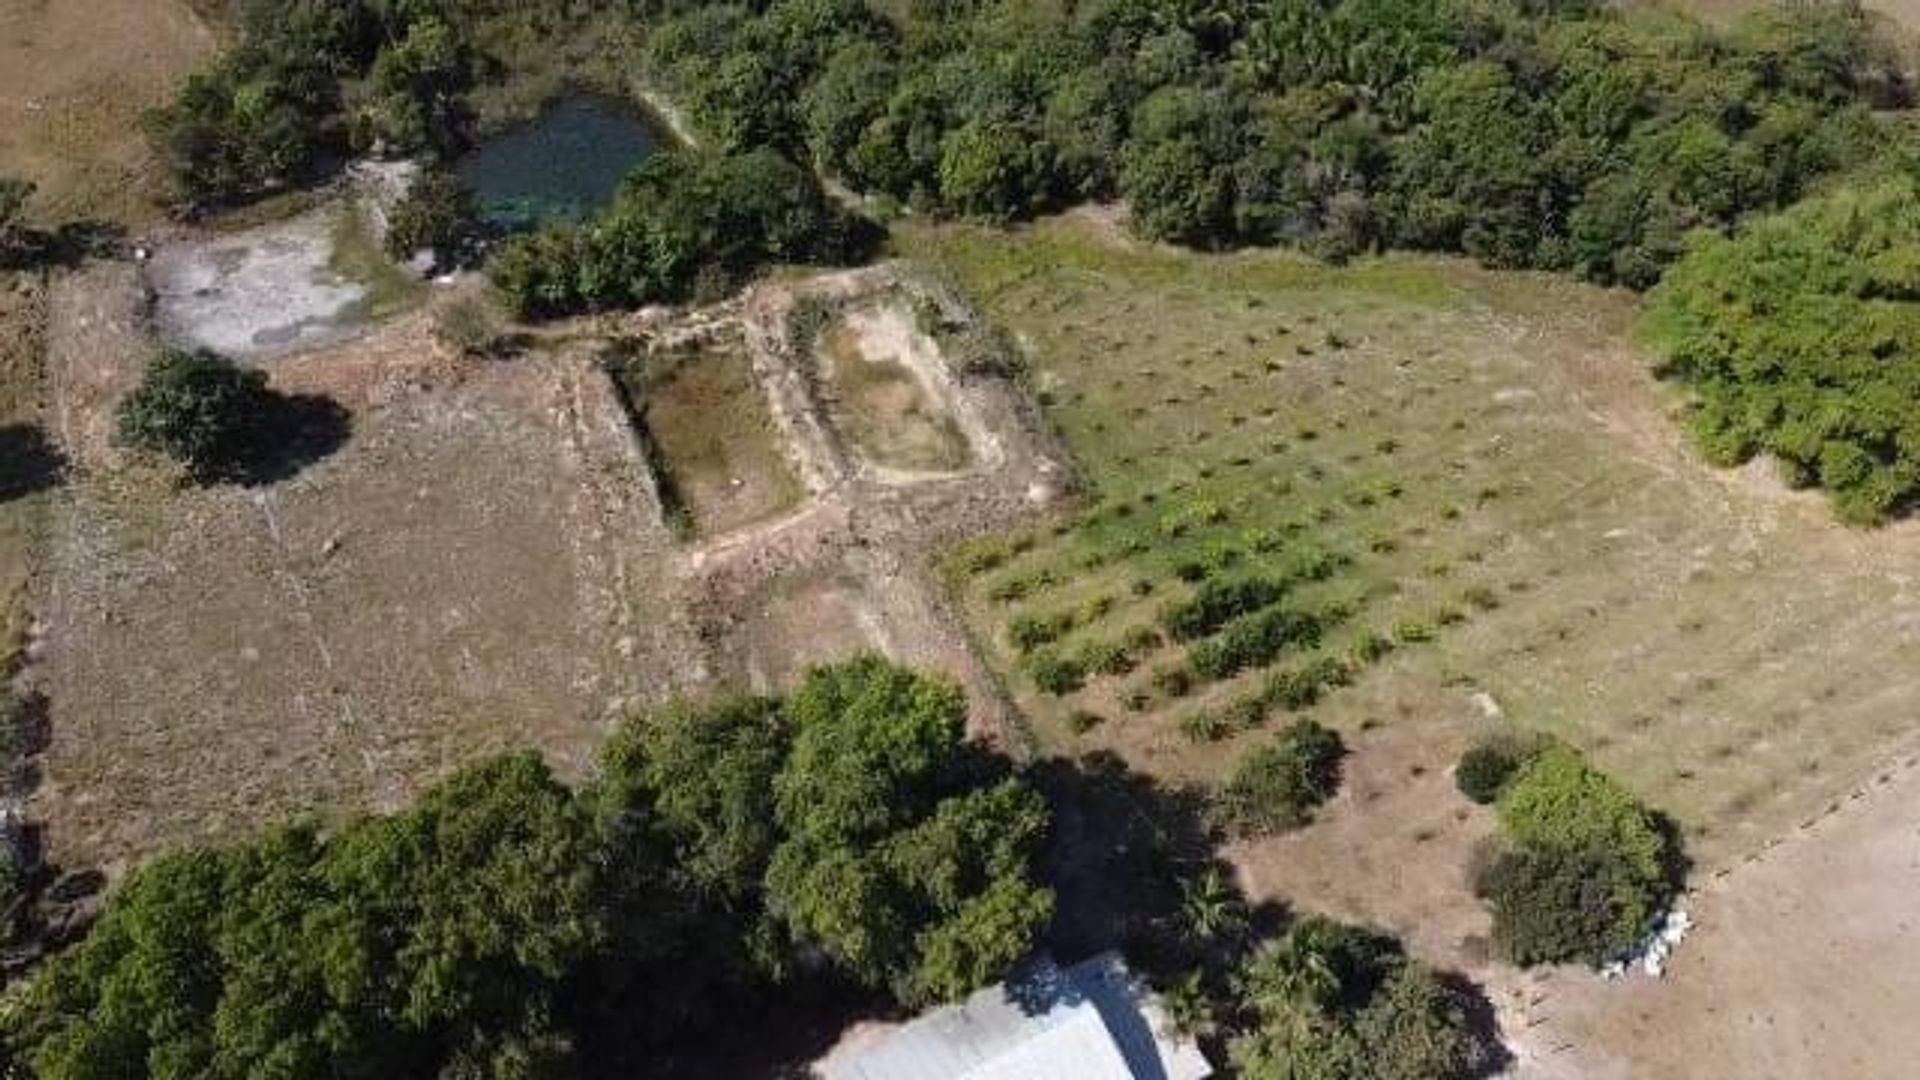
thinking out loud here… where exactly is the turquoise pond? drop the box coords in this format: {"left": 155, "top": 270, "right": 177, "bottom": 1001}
{"left": 456, "top": 94, "right": 665, "bottom": 231}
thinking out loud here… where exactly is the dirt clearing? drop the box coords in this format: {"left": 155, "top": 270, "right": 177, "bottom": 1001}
{"left": 34, "top": 278, "right": 689, "bottom": 868}
{"left": 816, "top": 302, "right": 974, "bottom": 476}
{"left": 612, "top": 336, "right": 802, "bottom": 538}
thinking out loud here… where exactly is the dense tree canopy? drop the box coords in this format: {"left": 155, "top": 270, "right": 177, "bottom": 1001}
{"left": 1226, "top": 917, "right": 1492, "bottom": 1080}
{"left": 5, "top": 756, "right": 616, "bottom": 1078}
{"left": 488, "top": 148, "right": 868, "bottom": 318}
{"left": 646, "top": 0, "right": 1901, "bottom": 283}
{"left": 1643, "top": 174, "right": 1920, "bottom": 523}
{"left": 5, "top": 658, "right": 1054, "bottom": 1075}
{"left": 767, "top": 656, "right": 1054, "bottom": 1005}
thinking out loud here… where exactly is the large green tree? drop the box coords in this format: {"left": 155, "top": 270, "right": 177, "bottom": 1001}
{"left": 765, "top": 656, "right": 1054, "bottom": 1005}
{"left": 1643, "top": 174, "right": 1920, "bottom": 523}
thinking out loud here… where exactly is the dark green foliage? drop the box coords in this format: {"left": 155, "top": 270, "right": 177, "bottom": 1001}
{"left": 147, "top": 1, "right": 480, "bottom": 204}
{"left": 644, "top": 0, "right": 1897, "bottom": 283}
{"left": 385, "top": 169, "right": 482, "bottom": 267}
{"left": 1477, "top": 845, "right": 1651, "bottom": 968}
{"left": 1163, "top": 575, "right": 1290, "bottom": 641}
{"left": 488, "top": 148, "right": 866, "bottom": 318}
{"left": 1189, "top": 604, "right": 1328, "bottom": 680}
{"left": 1227, "top": 916, "right": 1491, "bottom": 1080}
{"left": 1643, "top": 175, "right": 1920, "bottom": 523}
{"left": 1025, "top": 650, "right": 1088, "bottom": 695}
{"left": 766, "top": 656, "right": 1053, "bottom": 1006}
{"left": 115, "top": 349, "right": 274, "bottom": 483}
{"left": 6, "top": 658, "right": 1052, "bottom": 1072}
{"left": 1478, "top": 746, "right": 1681, "bottom": 966}
{"left": 5, "top": 755, "right": 612, "bottom": 1078}
{"left": 597, "top": 693, "right": 788, "bottom": 909}
{"left": 1454, "top": 733, "right": 1548, "bottom": 804}
{"left": 1219, "top": 719, "right": 1345, "bottom": 834}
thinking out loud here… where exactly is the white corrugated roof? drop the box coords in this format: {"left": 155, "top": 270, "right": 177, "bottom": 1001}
{"left": 818, "top": 952, "right": 1213, "bottom": 1080}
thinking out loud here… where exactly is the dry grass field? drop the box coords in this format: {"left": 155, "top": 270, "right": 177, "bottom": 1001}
{"left": 905, "top": 212, "right": 1920, "bottom": 1076}
{"left": 0, "top": 0, "right": 215, "bottom": 227}
{"left": 33, "top": 275, "right": 700, "bottom": 870}
{"left": 904, "top": 212, "right": 1920, "bottom": 875}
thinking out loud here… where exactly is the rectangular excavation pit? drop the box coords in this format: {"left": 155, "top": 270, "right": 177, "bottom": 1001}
{"left": 813, "top": 297, "right": 976, "bottom": 476}
{"left": 607, "top": 339, "right": 805, "bottom": 540}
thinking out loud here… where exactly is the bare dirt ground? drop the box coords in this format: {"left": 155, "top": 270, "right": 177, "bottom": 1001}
{"left": 31, "top": 257, "right": 1060, "bottom": 867}
{"left": 0, "top": 0, "right": 214, "bottom": 226}
{"left": 147, "top": 208, "right": 372, "bottom": 358}
{"left": 818, "top": 304, "right": 974, "bottom": 476}
{"left": 34, "top": 272, "right": 700, "bottom": 868}
{"left": 621, "top": 335, "right": 803, "bottom": 538}
{"left": 1503, "top": 758, "right": 1920, "bottom": 1080}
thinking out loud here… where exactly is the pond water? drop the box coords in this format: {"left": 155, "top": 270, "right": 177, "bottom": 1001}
{"left": 456, "top": 94, "right": 665, "bottom": 232}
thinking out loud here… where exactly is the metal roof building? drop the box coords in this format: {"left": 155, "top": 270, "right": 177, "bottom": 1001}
{"left": 817, "top": 952, "right": 1213, "bottom": 1080}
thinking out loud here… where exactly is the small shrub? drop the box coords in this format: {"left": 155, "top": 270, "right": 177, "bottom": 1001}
{"left": 432, "top": 294, "right": 509, "bottom": 358}
{"left": 1026, "top": 651, "right": 1086, "bottom": 696}
{"left": 1455, "top": 734, "right": 1546, "bottom": 805}
{"left": 1392, "top": 617, "right": 1435, "bottom": 644}
{"left": 116, "top": 348, "right": 276, "bottom": 483}
{"left": 1346, "top": 630, "right": 1393, "bottom": 668}
{"left": 1081, "top": 639, "right": 1136, "bottom": 677}
{"left": 1067, "top": 709, "right": 1104, "bottom": 734}
{"left": 957, "top": 540, "right": 1010, "bottom": 576}
{"left": 385, "top": 169, "right": 480, "bottom": 267}
{"left": 1152, "top": 665, "right": 1194, "bottom": 698}
{"left": 1180, "top": 708, "right": 1234, "bottom": 744}
{"left": 1220, "top": 719, "right": 1346, "bottom": 834}
{"left": 1008, "top": 611, "right": 1075, "bottom": 654}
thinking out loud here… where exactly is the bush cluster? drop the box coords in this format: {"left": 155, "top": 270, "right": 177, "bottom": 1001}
{"left": 490, "top": 148, "right": 868, "bottom": 319}
{"left": 148, "top": 1, "right": 477, "bottom": 204}
{"left": 1219, "top": 719, "right": 1345, "bottom": 835}
{"left": 645, "top": 0, "right": 1899, "bottom": 284}
{"left": 1190, "top": 604, "right": 1332, "bottom": 681}
{"left": 1163, "top": 575, "right": 1292, "bottom": 641}
{"left": 1643, "top": 175, "right": 1920, "bottom": 523}
{"left": 1476, "top": 746, "right": 1681, "bottom": 967}
{"left": 1226, "top": 917, "right": 1496, "bottom": 1080}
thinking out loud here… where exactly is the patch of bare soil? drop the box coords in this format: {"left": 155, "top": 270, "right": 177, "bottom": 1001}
{"left": 818, "top": 304, "right": 974, "bottom": 476}
{"left": 34, "top": 289, "right": 704, "bottom": 869}
{"left": 626, "top": 339, "right": 802, "bottom": 538}
{"left": 0, "top": 0, "right": 215, "bottom": 226}
{"left": 1501, "top": 757, "right": 1920, "bottom": 1080}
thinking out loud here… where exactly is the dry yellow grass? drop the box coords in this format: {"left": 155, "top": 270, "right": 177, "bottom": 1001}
{"left": 0, "top": 0, "right": 215, "bottom": 226}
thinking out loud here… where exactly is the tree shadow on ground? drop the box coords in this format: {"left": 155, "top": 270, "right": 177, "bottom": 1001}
{"left": 1439, "top": 971, "right": 1517, "bottom": 1079}
{"left": 0, "top": 425, "right": 65, "bottom": 502}
{"left": 1029, "top": 751, "right": 1285, "bottom": 980}
{"left": 229, "top": 392, "right": 352, "bottom": 486}
{"left": 1, "top": 220, "right": 127, "bottom": 272}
